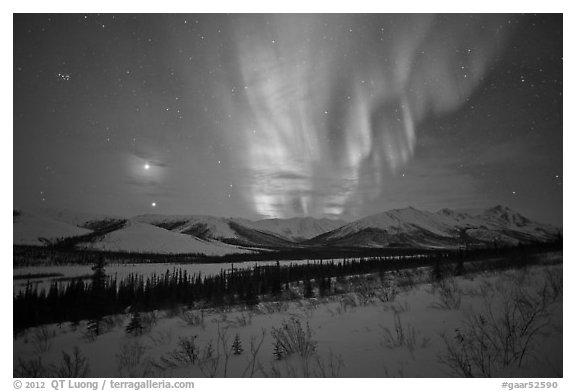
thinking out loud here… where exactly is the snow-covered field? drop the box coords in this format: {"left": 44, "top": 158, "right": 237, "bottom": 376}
{"left": 13, "top": 261, "right": 562, "bottom": 378}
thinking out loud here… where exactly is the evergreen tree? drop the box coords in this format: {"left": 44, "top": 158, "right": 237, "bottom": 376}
{"left": 125, "top": 311, "right": 144, "bottom": 336}
{"left": 245, "top": 283, "right": 258, "bottom": 306}
{"left": 303, "top": 278, "right": 314, "bottom": 298}
{"left": 319, "top": 276, "right": 331, "bottom": 297}
{"left": 273, "top": 339, "right": 284, "bottom": 360}
{"left": 87, "top": 257, "right": 107, "bottom": 337}
{"left": 86, "top": 318, "right": 101, "bottom": 338}
{"left": 455, "top": 257, "right": 464, "bottom": 276}
{"left": 431, "top": 259, "right": 443, "bottom": 282}
{"left": 232, "top": 334, "right": 243, "bottom": 355}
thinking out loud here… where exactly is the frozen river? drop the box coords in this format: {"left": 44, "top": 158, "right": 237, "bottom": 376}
{"left": 13, "top": 254, "right": 428, "bottom": 295}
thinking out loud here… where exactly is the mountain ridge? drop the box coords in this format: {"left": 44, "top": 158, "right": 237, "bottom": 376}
{"left": 307, "top": 205, "right": 560, "bottom": 248}
{"left": 13, "top": 206, "right": 560, "bottom": 254}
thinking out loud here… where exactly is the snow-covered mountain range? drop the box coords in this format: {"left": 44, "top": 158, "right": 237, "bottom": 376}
{"left": 13, "top": 206, "right": 560, "bottom": 255}
{"left": 307, "top": 206, "right": 560, "bottom": 248}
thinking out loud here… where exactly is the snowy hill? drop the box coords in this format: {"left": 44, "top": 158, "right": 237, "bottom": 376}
{"left": 133, "top": 214, "right": 244, "bottom": 240}
{"left": 13, "top": 210, "right": 92, "bottom": 246}
{"left": 27, "top": 208, "right": 124, "bottom": 229}
{"left": 327, "top": 207, "right": 456, "bottom": 239}
{"left": 79, "top": 221, "right": 250, "bottom": 255}
{"left": 131, "top": 214, "right": 292, "bottom": 247}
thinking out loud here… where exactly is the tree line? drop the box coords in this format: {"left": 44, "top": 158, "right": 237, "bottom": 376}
{"left": 13, "top": 240, "right": 561, "bottom": 332}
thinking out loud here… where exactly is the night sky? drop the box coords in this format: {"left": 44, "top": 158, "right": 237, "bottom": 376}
{"left": 13, "top": 14, "right": 563, "bottom": 225}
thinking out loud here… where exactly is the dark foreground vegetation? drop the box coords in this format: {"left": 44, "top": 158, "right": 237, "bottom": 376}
{"left": 13, "top": 240, "right": 561, "bottom": 333}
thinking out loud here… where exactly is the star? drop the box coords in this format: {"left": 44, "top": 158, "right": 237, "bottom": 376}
{"left": 57, "top": 72, "right": 71, "bottom": 81}
{"left": 12, "top": 14, "right": 562, "bottom": 227}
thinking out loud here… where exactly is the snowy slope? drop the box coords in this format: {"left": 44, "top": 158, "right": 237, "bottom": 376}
{"left": 131, "top": 215, "right": 337, "bottom": 246}
{"left": 310, "top": 206, "right": 560, "bottom": 248}
{"left": 79, "top": 221, "right": 250, "bottom": 255}
{"left": 132, "top": 214, "right": 244, "bottom": 240}
{"left": 130, "top": 214, "right": 292, "bottom": 247}
{"left": 13, "top": 210, "right": 92, "bottom": 246}
{"left": 330, "top": 207, "right": 456, "bottom": 239}
{"left": 28, "top": 208, "right": 124, "bottom": 229}
{"left": 439, "top": 205, "right": 560, "bottom": 244}
{"left": 248, "top": 217, "right": 347, "bottom": 241}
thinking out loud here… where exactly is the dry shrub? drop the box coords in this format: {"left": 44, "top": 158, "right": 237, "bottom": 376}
{"left": 380, "top": 313, "right": 429, "bottom": 355}
{"left": 384, "top": 300, "right": 410, "bottom": 314}
{"left": 14, "top": 357, "right": 48, "bottom": 378}
{"left": 544, "top": 267, "right": 562, "bottom": 300}
{"left": 178, "top": 310, "right": 205, "bottom": 328}
{"left": 271, "top": 317, "right": 317, "bottom": 359}
{"left": 396, "top": 270, "right": 418, "bottom": 290}
{"left": 158, "top": 335, "right": 199, "bottom": 369}
{"left": 115, "top": 340, "right": 157, "bottom": 377}
{"left": 440, "top": 271, "right": 557, "bottom": 377}
{"left": 266, "top": 350, "right": 344, "bottom": 378}
{"left": 51, "top": 347, "right": 90, "bottom": 377}
{"left": 234, "top": 311, "right": 253, "bottom": 327}
{"left": 31, "top": 326, "right": 54, "bottom": 354}
{"left": 430, "top": 278, "right": 462, "bottom": 310}
{"left": 377, "top": 285, "right": 398, "bottom": 303}
{"left": 15, "top": 347, "right": 90, "bottom": 378}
